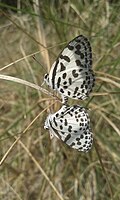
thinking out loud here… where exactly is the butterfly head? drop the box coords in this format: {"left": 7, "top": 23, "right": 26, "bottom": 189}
{"left": 44, "top": 74, "right": 49, "bottom": 86}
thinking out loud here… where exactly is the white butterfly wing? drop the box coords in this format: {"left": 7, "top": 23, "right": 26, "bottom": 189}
{"left": 45, "top": 105, "right": 93, "bottom": 152}
{"left": 48, "top": 35, "right": 95, "bottom": 100}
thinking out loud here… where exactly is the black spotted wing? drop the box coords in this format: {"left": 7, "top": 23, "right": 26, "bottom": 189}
{"left": 44, "top": 105, "right": 93, "bottom": 152}
{"left": 47, "top": 35, "right": 95, "bottom": 101}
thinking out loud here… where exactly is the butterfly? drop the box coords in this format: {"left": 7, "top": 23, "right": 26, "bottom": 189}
{"left": 44, "top": 104, "right": 93, "bottom": 152}
{"left": 44, "top": 35, "right": 95, "bottom": 103}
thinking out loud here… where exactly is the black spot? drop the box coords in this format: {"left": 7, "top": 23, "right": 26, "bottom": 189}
{"left": 76, "top": 60, "right": 81, "bottom": 66}
{"left": 87, "top": 80, "right": 91, "bottom": 85}
{"left": 81, "top": 41, "right": 85, "bottom": 46}
{"left": 79, "top": 147, "right": 83, "bottom": 151}
{"left": 68, "top": 125, "right": 72, "bottom": 132}
{"left": 60, "top": 88, "right": 64, "bottom": 93}
{"left": 74, "top": 130, "right": 78, "bottom": 133}
{"left": 60, "top": 125, "right": 63, "bottom": 130}
{"left": 85, "top": 57, "right": 88, "bottom": 63}
{"left": 75, "top": 111, "right": 78, "bottom": 115}
{"left": 77, "top": 141, "right": 81, "bottom": 145}
{"left": 64, "top": 118, "right": 68, "bottom": 126}
{"left": 72, "top": 70, "right": 79, "bottom": 78}
{"left": 76, "top": 44, "right": 81, "bottom": 49}
{"left": 80, "top": 134, "right": 84, "bottom": 139}
{"left": 64, "top": 134, "right": 71, "bottom": 142}
{"left": 77, "top": 93, "right": 81, "bottom": 96}
{"left": 70, "top": 142, "right": 75, "bottom": 147}
{"left": 75, "top": 49, "right": 81, "bottom": 55}
{"left": 80, "top": 52, "right": 84, "bottom": 59}
{"left": 69, "top": 113, "right": 73, "bottom": 117}
{"left": 57, "top": 77, "right": 61, "bottom": 88}
{"left": 74, "top": 87, "right": 79, "bottom": 95}
{"left": 75, "top": 38, "right": 81, "bottom": 43}
{"left": 80, "top": 84, "right": 84, "bottom": 89}
{"left": 82, "top": 89, "right": 85, "bottom": 93}
{"left": 71, "top": 108, "right": 75, "bottom": 112}
{"left": 60, "top": 54, "right": 70, "bottom": 62}
{"left": 60, "top": 119, "right": 63, "bottom": 123}
{"left": 60, "top": 63, "right": 66, "bottom": 71}
{"left": 62, "top": 73, "right": 67, "bottom": 79}
{"left": 84, "top": 37, "right": 89, "bottom": 43}
{"left": 83, "top": 80, "right": 86, "bottom": 84}
{"left": 61, "top": 111, "right": 65, "bottom": 115}
{"left": 68, "top": 45, "right": 74, "bottom": 50}
{"left": 68, "top": 91, "right": 71, "bottom": 96}
{"left": 72, "top": 95, "right": 77, "bottom": 98}
{"left": 68, "top": 78, "right": 72, "bottom": 85}
{"left": 63, "top": 81, "right": 67, "bottom": 85}
{"left": 56, "top": 113, "right": 59, "bottom": 117}
{"left": 63, "top": 85, "right": 68, "bottom": 89}
{"left": 79, "top": 69, "right": 83, "bottom": 73}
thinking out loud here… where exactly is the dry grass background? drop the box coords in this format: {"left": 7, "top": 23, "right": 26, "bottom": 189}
{"left": 0, "top": 0, "right": 120, "bottom": 199}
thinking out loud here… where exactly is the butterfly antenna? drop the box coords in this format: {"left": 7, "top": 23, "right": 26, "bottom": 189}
{"left": 32, "top": 55, "right": 47, "bottom": 73}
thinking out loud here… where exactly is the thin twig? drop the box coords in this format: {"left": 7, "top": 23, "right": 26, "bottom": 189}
{"left": 97, "top": 77, "right": 120, "bottom": 88}
{"left": 0, "top": 74, "right": 59, "bottom": 99}
{"left": 19, "top": 140, "right": 64, "bottom": 200}
{"left": 0, "top": 103, "right": 53, "bottom": 166}
{"left": 94, "top": 139, "right": 114, "bottom": 199}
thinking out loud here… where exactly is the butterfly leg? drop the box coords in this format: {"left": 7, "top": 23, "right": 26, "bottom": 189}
{"left": 61, "top": 95, "right": 68, "bottom": 104}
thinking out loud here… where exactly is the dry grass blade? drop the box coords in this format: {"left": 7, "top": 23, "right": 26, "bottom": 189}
{"left": 95, "top": 71, "right": 120, "bottom": 81}
{"left": 1, "top": 179, "right": 23, "bottom": 200}
{"left": 91, "top": 91, "right": 120, "bottom": 96}
{"left": 0, "top": 74, "right": 59, "bottom": 99}
{"left": 0, "top": 101, "right": 64, "bottom": 200}
{"left": 98, "top": 110, "right": 120, "bottom": 136}
{"left": 0, "top": 50, "right": 41, "bottom": 71}
{"left": 18, "top": 140, "right": 64, "bottom": 200}
{"left": 97, "top": 77, "right": 120, "bottom": 88}
{"left": 94, "top": 139, "right": 113, "bottom": 199}
{"left": 0, "top": 102, "right": 56, "bottom": 166}
{"left": 33, "top": 0, "right": 51, "bottom": 71}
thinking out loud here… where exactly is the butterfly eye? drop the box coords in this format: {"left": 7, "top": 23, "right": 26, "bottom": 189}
{"left": 44, "top": 125, "right": 48, "bottom": 129}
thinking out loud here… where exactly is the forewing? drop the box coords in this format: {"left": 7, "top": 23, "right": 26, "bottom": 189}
{"left": 48, "top": 35, "right": 95, "bottom": 100}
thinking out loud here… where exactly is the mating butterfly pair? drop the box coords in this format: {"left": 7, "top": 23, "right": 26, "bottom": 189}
{"left": 43, "top": 35, "right": 95, "bottom": 152}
